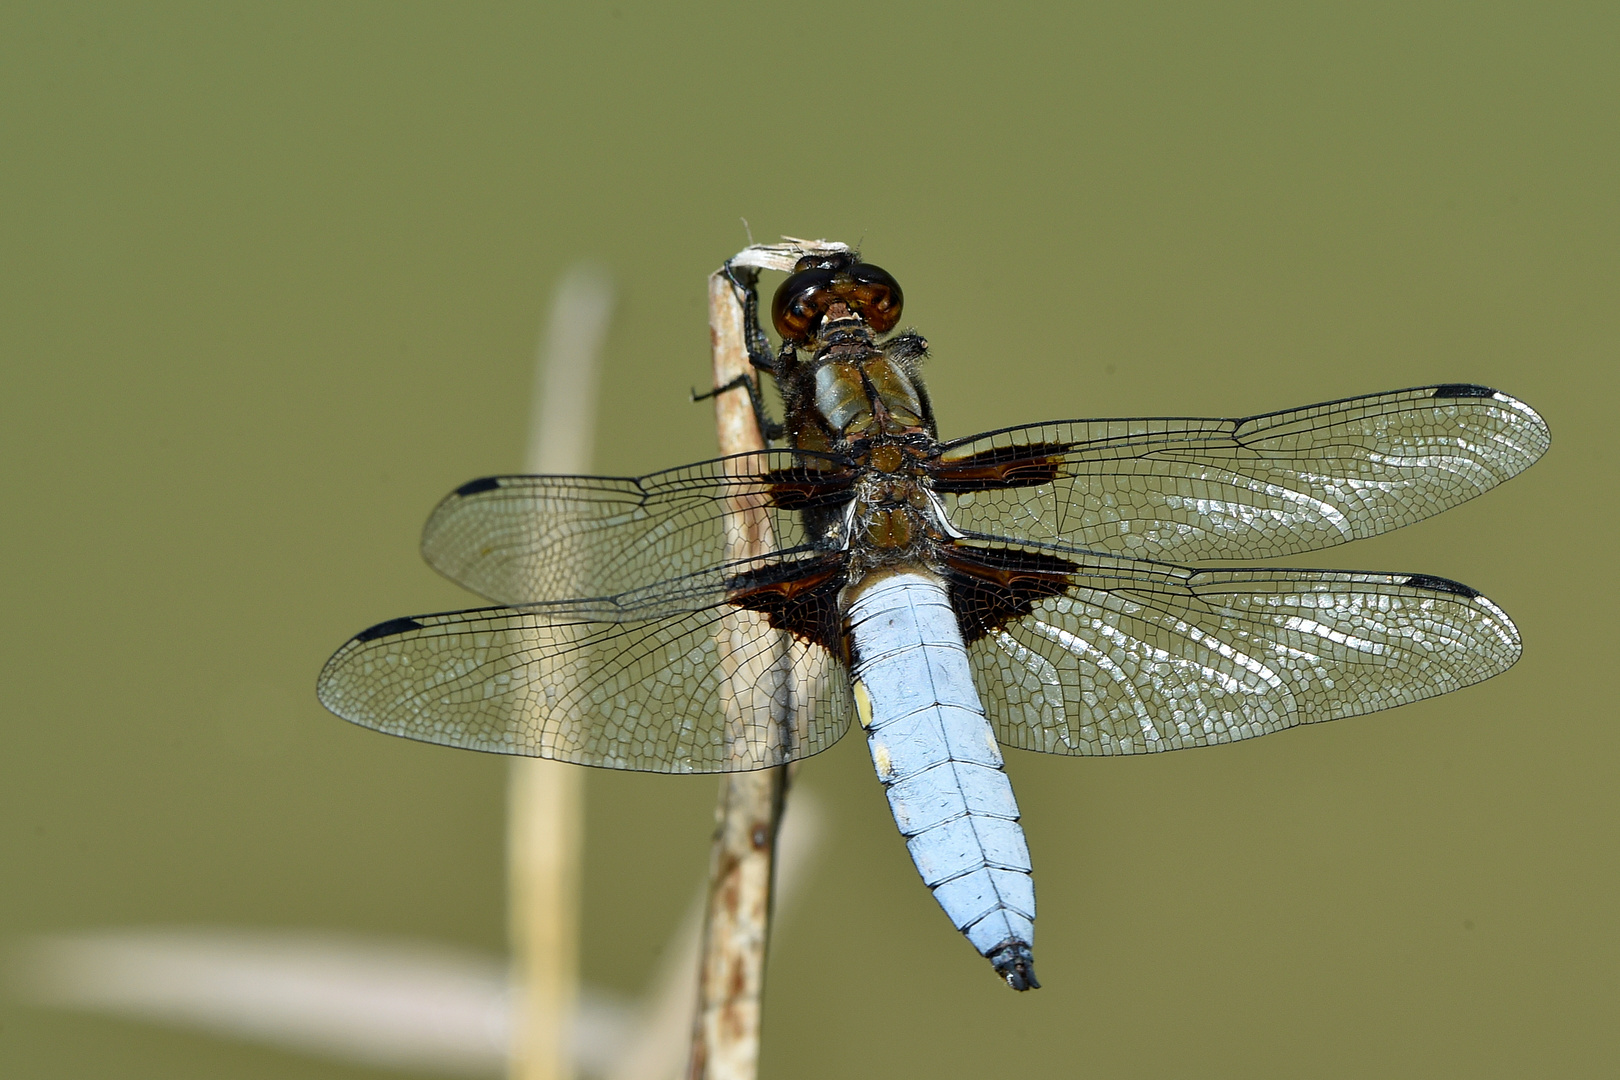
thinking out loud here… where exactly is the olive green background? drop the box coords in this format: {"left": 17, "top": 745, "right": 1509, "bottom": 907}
{"left": 2, "top": 3, "right": 1614, "bottom": 1077}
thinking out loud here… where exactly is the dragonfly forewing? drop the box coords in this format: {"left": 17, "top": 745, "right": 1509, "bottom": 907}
{"left": 420, "top": 451, "right": 852, "bottom": 611}
{"left": 936, "top": 385, "right": 1549, "bottom": 560}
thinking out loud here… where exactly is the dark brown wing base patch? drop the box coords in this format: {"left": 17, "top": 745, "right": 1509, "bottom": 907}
{"left": 763, "top": 466, "right": 857, "bottom": 512}
{"left": 938, "top": 544, "right": 1078, "bottom": 644}
{"left": 930, "top": 443, "right": 1069, "bottom": 493}
{"left": 726, "top": 555, "right": 848, "bottom": 655}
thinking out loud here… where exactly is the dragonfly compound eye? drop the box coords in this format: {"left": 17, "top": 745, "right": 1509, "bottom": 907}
{"left": 843, "top": 262, "right": 903, "bottom": 334}
{"left": 771, "top": 258, "right": 905, "bottom": 343}
{"left": 772, "top": 266, "right": 841, "bottom": 344}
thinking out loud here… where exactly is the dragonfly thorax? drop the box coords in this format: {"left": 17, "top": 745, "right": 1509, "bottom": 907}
{"left": 840, "top": 449, "right": 954, "bottom": 580}
{"left": 812, "top": 354, "right": 929, "bottom": 441}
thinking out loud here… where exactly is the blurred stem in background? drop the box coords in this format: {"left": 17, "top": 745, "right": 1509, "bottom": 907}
{"left": 510, "top": 265, "right": 614, "bottom": 1080}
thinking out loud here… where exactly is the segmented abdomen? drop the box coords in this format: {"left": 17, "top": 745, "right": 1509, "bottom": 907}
{"left": 846, "top": 570, "right": 1039, "bottom": 989}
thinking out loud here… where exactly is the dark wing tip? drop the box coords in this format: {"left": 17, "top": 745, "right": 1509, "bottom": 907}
{"left": 453, "top": 476, "right": 502, "bottom": 497}
{"left": 1431, "top": 383, "right": 1498, "bottom": 399}
{"left": 353, "top": 616, "right": 427, "bottom": 642}
{"left": 987, "top": 942, "right": 1040, "bottom": 991}
{"left": 1403, "top": 573, "right": 1481, "bottom": 599}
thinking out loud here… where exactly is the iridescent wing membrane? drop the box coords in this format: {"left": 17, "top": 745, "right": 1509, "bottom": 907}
{"left": 419, "top": 449, "right": 853, "bottom": 614}
{"left": 317, "top": 385, "right": 1548, "bottom": 771}
{"left": 316, "top": 605, "right": 850, "bottom": 772}
{"left": 963, "top": 549, "right": 1524, "bottom": 757}
{"left": 934, "top": 385, "right": 1547, "bottom": 560}
{"left": 936, "top": 385, "right": 1547, "bottom": 754}
{"left": 319, "top": 449, "right": 857, "bottom": 773}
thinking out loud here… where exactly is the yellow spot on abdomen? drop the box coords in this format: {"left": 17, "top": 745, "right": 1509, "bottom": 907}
{"left": 854, "top": 680, "right": 875, "bottom": 729}
{"left": 872, "top": 742, "right": 892, "bottom": 780}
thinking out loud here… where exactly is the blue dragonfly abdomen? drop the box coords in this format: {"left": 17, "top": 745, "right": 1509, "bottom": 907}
{"left": 847, "top": 570, "right": 1039, "bottom": 990}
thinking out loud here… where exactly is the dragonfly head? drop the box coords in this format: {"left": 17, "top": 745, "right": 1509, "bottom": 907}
{"left": 772, "top": 252, "right": 903, "bottom": 346}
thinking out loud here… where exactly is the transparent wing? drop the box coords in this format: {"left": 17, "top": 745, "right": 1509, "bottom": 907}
{"left": 421, "top": 451, "right": 854, "bottom": 613}
{"left": 935, "top": 385, "right": 1549, "bottom": 560}
{"left": 316, "top": 603, "right": 850, "bottom": 773}
{"left": 971, "top": 553, "right": 1521, "bottom": 756}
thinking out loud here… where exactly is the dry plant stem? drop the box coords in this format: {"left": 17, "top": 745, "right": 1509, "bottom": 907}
{"left": 609, "top": 791, "right": 821, "bottom": 1080}
{"left": 687, "top": 242, "right": 845, "bottom": 1080}
{"left": 510, "top": 266, "right": 614, "bottom": 1080}
{"left": 688, "top": 265, "right": 782, "bottom": 1080}
{"left": 686, "top": 770, "right": 786, "bottom": 1080}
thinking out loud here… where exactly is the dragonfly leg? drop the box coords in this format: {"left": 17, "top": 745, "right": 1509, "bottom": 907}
{"left": 692, "top": 261, "right": 787, "bottom": 443}
{"left": 724, "top": 261, "right": 781, "bottom": 378}
{"left": 691, "top": 372, "right": 784, "bottom": 443}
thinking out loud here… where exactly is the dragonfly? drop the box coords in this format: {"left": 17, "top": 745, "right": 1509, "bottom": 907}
{"left": 318, "top": 251, "right": 1549, "bottom": 991}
